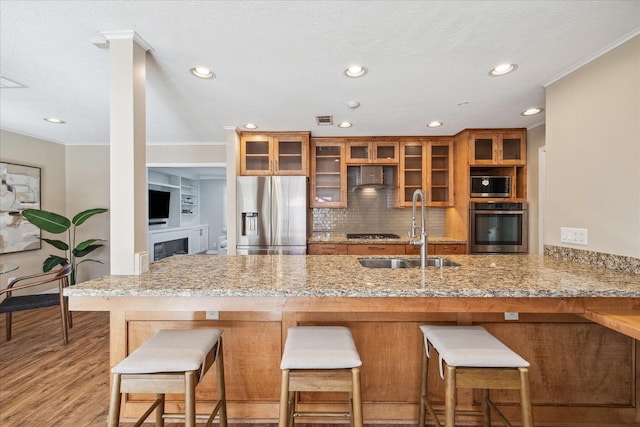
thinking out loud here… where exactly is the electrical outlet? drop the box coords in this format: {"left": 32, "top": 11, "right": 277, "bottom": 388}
{"left": 504, "top": 312, "right": 519, "bottom": 321}
{"left": 560, "top": 227, "right": 588, "bottom": 245}
{"left": 205, "top": 311, "right": 219, "bottom": 320}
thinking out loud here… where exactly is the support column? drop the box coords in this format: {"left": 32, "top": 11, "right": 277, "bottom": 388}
{"left": 104, "top": 31, "right": 152, "bottom": 275}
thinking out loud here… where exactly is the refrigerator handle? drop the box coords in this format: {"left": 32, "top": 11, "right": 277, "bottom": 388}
{"left": 241, "top": 212, "right": 259, "bottom": 236}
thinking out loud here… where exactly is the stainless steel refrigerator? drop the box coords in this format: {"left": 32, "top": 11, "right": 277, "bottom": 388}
{"left": 236, "top": 176, "right": 308, "bottom": 254}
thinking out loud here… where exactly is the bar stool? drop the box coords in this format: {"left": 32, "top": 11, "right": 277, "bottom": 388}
{"left": 278, "top": 326, "right": 363, "bottom": 427}
{"left": 108, "top": 328, "right": 228, "bottom": 427}
{"left": 418, "top": 325, "right": 533, "bottom": 427}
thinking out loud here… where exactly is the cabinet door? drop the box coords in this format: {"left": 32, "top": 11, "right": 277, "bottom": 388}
{"left": 274, "top": 134, "right": 309, "bottom": 175}
{"left": 346, "top": 244, "right": 405, "bottom": 255}
{"left": 307, "top": 243, "right": 348, "bottom": 255}
{"left": 372, "top": 140, "right": 399, "bottom": 164}
{"left": 426, "top": 140, "right": 453, "bottom": 206}
{"left": 346, "top": 140, "right": 371, "bottom": 164}
{"left": 310, "top": 139, "right": 346, "bottom": 208}
{"left": 498, "top": 132, "right": 526, "bottom": 165}
{"left": 469, "top": 133, "right": 496, "bottom": 165}
{"left": 398, "top": 141, "right": 425, "bottom": 207}
{"left": 241, "top": 135, "right": 273, "bottom": 175}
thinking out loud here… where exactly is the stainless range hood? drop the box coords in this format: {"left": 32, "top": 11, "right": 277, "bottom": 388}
{"left": 353, "top": 166, "right": 395, "bottom": 190}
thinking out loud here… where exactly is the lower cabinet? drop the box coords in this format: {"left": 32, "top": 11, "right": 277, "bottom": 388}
{"left": 309, "top": 243, "right": 467, "bottom": 255}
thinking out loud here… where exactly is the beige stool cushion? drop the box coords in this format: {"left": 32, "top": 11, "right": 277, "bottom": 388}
{"left": 281, "top": 326, "right": 362, "bottom": 370}
{"left": 112, "top": 328, "right": 223, "bottom": 381}
{"left": 420, "top": 325, "right": 529, "bottom": 378}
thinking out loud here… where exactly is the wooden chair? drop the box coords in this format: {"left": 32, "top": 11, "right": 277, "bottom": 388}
{"left": 0, "top": 264, "right": 73, "bottom": 344}
{"left": 108, "top": 328, "right": 228, "bottom": 427}
{"left": 278, "top": 326, "right": 363, "bottom": 427}
{"left": 418, "top": 325, "right": 534, "bottom": 427}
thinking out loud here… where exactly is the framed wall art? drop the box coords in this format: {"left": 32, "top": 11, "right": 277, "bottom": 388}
{"left": 0, "top": 162, "right": 42, "bottom": 254}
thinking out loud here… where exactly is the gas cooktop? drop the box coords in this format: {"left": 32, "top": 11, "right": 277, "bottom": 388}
{"left": 346, "top": 233, "right": 401, "bottom": 240}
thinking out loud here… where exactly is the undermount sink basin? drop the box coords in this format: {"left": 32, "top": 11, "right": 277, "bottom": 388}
{"left": 407, "top": 258, "right": 461, "bottom": 268}
{"left": 358, "top": 257, "right": 461, "bottom": 269}
{"left": 358, "top": 258, "right": 414, "bottom": 269}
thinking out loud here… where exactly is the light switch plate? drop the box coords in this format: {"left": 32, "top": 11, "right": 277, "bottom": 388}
{"left": 560, "top": 227, "right": 588, "bottom": 245}
{"left": 135, "top": 251, "right": 150, "bottom": 274}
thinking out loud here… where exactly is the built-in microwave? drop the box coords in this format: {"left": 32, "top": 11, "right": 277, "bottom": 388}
{"left": 470, "top": 176, "right": 510, "bottom": 198}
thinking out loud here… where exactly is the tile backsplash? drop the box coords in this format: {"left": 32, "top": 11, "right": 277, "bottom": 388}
{"left": 312, "top": 167, "right": 445, "bottom": 236}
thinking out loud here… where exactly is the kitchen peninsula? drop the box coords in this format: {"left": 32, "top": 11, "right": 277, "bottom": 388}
{"left": 66, "top": 254, "right": 640, "bottom": 426}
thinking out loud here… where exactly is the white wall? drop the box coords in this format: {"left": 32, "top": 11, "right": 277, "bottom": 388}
{"left": 545, "top": 36, "right": 640, "bottom": 257}
{"left": 200, "top": 179, "right": 226, "bottom": 250}
{"left": 526, "top": 124, "right": 545, "bottom": 255}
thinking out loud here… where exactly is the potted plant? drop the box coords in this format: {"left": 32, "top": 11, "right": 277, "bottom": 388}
{"left": 22, "top": 208, "right": 108, "bottom": 285}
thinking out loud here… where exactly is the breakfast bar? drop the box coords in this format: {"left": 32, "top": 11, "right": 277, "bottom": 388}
{"left": 66, "top": 254, "right": 640, "bottom": 426}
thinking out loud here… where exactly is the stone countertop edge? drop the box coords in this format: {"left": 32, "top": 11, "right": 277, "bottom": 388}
{"left": 308, "top": 234, "right": 467, "bottom": 244}
{"left": 65, "top": 254, "right": 640, "bottom": 299}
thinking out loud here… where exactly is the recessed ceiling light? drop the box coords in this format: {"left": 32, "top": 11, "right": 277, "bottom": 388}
{"left": 44, "top": 117, "right": 65, "bottom": 124}
{"left": 190, "top": 66, "right": 215, "bottom": 79}
{"left": 337, "top": 121, "right": 352, "bottom": 128}
{"left": 427, "top": 121, "right": 443, "bottom": 128}
{"left": 521, "top": 107, "right": 544, "bottom": 116}
{"left": 344, "top": 65, "right": 367, "bottom": 78}
{"left": 489, "top": 63, "right": 518, "bottom": 77}
{"left": 244, "top": 123, "right": 258, "bottom": 129}
{"left": 347, "top": 101, "right": 360, "bottom": 109}
{"left": 457, "top": 100, "right": 469, "bottom": 106}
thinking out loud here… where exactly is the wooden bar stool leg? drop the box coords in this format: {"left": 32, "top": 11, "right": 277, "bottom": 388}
{"left": 351, "top": 367, "right": 363, "bottom": 427}
{"left": 481, "top": 389, "right": 490, "bottom": 427}
{"left": 444, "top": 364, "right": 456, "bottom": 427}
{"left": 155, "top": 393, "right": 165, "bottom": 427}
{"left": 418, "top": 343, "right": 428, "bottom": 427}
{"left": 519, "top": 367, "right": 534, "bottom": 427}
{"left": 278, "top": 369, "right": 290, "bottom": 427}
{"left": 216, "top": 341, "right": 228, "bottom": 427}
{"left": 6, "top": 312, "right": 12, "bottom": 340}
{"left": 185, "top": 371, "right": 196, "bottom": 427}
{"left": 108, "top": 373, "right": 122, "bottom": 427}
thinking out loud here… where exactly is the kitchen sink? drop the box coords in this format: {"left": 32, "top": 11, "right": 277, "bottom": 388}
{"left": 358, "top": 258, "right": 414, "bottom": 269}
{"left": 406, "top": 258, "right": 461, "bottom": 268}
{"left": 358, "top": 257, "right": 461, "bottom": 269}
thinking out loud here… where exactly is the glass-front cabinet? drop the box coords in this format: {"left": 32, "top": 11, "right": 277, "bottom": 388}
{"left": 469, "top": 130, "right": 526, "bottom": 165}
{"left": 310, "top": 139, "right": 346, "bottom": 208}
{"left": 240, "top": 132, "right": 309, "bottom": 175}
{"left": 346, "top": 138, "right": 399, "bottom": 164}
{"left": 399, "top": 138, "right": 453, "bottom": 207}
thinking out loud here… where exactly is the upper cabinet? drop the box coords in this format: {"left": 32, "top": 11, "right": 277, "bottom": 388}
{"left": 240, "top": 132, "right": 309, "bottom": 176}
{"left": 310, "top": 138, "right": 347, "bottom": 208}
{"left": 468, "top": 130, "right": 526, "bottom": 166}
{"left": 346, "top": 138, "right": 399, "bottom": 164}
{"left": 398, "top": 138, "right": 453, "bottom": 207}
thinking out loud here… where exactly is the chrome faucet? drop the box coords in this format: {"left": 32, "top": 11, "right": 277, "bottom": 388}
{"left": 409, "top": 189, "right": 427, "bottom": 269}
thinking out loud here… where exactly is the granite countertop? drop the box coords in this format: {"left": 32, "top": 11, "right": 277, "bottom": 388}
{"left": 66, "top": 254, "right": 640, "bottom": 298}
{"left": 308, "top": 233, "right": 467, "bottom": 245}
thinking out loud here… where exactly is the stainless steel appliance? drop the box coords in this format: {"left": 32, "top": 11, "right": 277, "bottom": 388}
{"left": 237, "top": 176, "right": 308, "bottom": 254}
{"left": 469, "top": 201, "right": 528, "bottom": 253}
{"left": 470, "top": 176, "right": 511, "bottom": 198}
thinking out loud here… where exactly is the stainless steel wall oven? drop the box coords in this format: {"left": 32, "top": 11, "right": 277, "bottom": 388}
{"left": 469, "top": 202, "right": 528, "bottom": 254}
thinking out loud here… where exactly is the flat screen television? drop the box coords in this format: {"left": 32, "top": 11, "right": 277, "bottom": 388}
{"left": 148, "top": 189, "right": 171, "bottom": 220}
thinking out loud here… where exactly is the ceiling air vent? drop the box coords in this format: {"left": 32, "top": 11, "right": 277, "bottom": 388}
{"left": 0, "top": 76, "right": 27, "bottom": 89}
{"left": 316, "top": 115, "right": 333, "bottom": 126}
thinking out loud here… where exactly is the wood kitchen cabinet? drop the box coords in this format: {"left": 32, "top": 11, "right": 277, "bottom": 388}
{"left": 240, "top": 132, "right": 309, "bottom": 176}
{"left": 307, "top": 243, "right": 348, "bottom": 255}
{"left": 310, "top": 138, "right": 347, "bottom": 208}
{"left": 398, "top": 138, "right": 453, "bottom": 207}
{"left": 347, "top": 244, "right": 406, "bottom": 255}
{"left": 469, "top": 130, "right": 526, "bottom": 166}
{"left": 346, "top": 138, "right": 399, "bottom": 164}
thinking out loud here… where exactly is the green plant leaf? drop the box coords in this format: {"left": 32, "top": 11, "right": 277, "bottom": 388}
{"left": 74, "top": 239, "right": 106, "bottom": 251}
{"left": 43, "top": 255, "right": 69, "bottom": 272}
{"left": 41, "top": 238, "right": 69, "bottom": 251}
{"left": 22, "top": 209, "right": 71, "bottom": 234}
{"left": 76, "top": 259, "right": 104, "bottom": 267}
{"left": 72, "top": 208, "right": 108, "bottom": 226}
{"left": 73, "top": 244, "right": 104, "bottom": 258}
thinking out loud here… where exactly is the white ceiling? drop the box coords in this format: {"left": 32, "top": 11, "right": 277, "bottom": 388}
{"left": 1, "top": 1, "right": 639, "bottom": 146}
